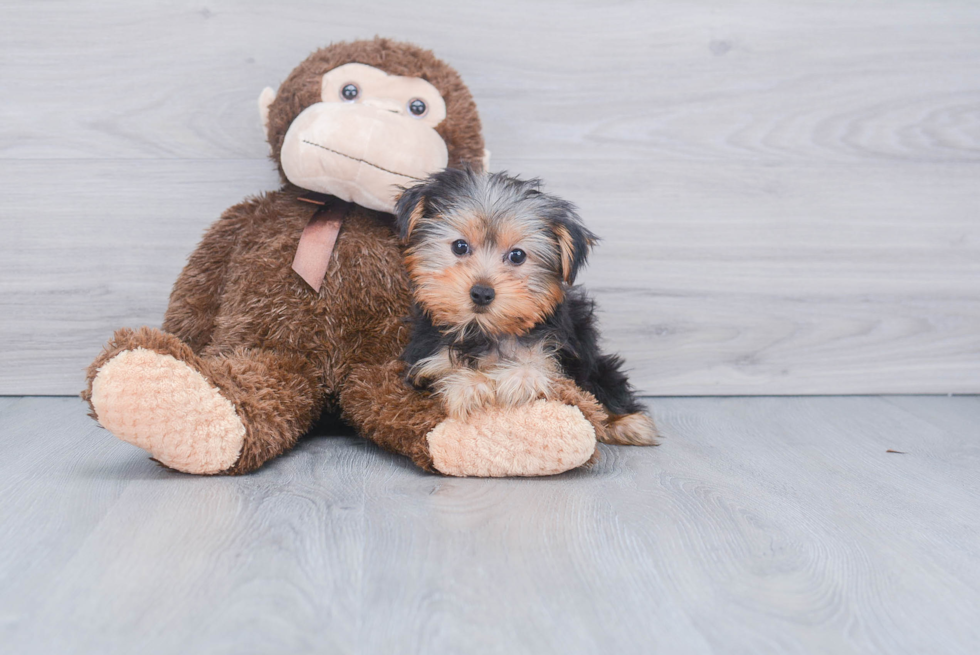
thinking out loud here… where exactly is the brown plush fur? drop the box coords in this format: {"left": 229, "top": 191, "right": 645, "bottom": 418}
{"left": 340, "top": 360, "right": 444, "bottom": 472}
{"left": 83, "top": 325, "right": 319, "bottom": 475}
{"left": 85, "top": 186, "right": 422, "bottom": 473}
{"left": 83, "top": 38, "right": 606, "bottom": 474}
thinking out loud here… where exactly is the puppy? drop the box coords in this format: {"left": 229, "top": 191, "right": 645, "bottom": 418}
{"left": 394, "top": 168, "right": 657, "bottom": 446}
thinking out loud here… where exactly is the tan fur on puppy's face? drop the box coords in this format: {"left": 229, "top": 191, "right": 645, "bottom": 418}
{"left": 405, "top": 206, "right": 564, "bottom": 336}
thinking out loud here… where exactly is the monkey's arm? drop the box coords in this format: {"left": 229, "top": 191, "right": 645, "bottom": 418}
{"left": 340, "top": 360, "right": 444, "bottom": 471}
{"left": 340, "top": 359, "right": 604, "bottom": 476}
{"left": 162, "top": 207, "right": 244, "bottom": 352}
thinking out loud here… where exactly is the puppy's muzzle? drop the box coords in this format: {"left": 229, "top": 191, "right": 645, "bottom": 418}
{"left": 470, "top": 284, "right": 495, "bottom": 307}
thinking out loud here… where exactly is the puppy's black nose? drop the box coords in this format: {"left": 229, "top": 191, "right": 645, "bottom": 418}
{"left": 470, "top": 284, "right": 495, "bottom": 306}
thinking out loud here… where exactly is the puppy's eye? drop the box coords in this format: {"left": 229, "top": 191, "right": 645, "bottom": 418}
{"left": 408, "top": 98, "right": 427, "bottom": 117}
{"left": 451, "top": 239, "right": 470, "bottom": 256}
{"left": 340, "top": 84, "right": 359, "bottom": 101}
{"left": 507, "top": 249, "right": 527, "bottom": 265}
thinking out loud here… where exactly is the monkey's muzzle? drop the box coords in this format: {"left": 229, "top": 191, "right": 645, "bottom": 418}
{"left": 280, "top": 102, "right": 449, "bottom": 213}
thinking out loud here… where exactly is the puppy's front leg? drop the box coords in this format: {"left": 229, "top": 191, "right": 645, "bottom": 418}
{"left": 488, "top": 360, "right": 556, "bottom": 408}
{"left": 435, "top": 368, "right": 497, "bottom": 420}
{"left": 486, "top": 342, "right": 560, "bottom": 408}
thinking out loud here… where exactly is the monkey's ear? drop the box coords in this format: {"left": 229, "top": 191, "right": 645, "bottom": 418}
{"left": 394, "top": 183, "right": 429, "bottom": 242}
{"left": 258, "top": 87, "right": 276, "bottom": 141}
{"left": 549, "top": 203, "right": 597, "bottom": 285}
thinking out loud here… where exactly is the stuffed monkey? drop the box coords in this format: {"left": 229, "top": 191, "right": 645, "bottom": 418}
{"left": 83, "top": 38, "right": 608, "bottom": 477}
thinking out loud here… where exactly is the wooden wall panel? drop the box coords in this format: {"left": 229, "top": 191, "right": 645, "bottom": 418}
{"left": 1, "top": 1, "right": 978, "bottom": 394}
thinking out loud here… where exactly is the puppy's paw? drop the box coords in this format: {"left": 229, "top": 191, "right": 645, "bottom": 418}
{"left": 489, "top": 363, "right": 554, "bottom": 408}
{"left": 600, "top": 412, "right": 660, "bottom": 446}
{"left": 437, "top": 369, "right": 496, "bottom": 420}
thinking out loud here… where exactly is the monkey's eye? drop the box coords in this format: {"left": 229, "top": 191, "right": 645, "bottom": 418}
{"left": 451, "top": 239, "right": 470, "bottom": 256}
{"left": 408, "top": 98, "right": 427, "bottom": 117}
{"left": 340, "top": 84, "right": 359, "bottom": 101}
{"left": 507, "top": 249, "right": 527, "bottom": 265}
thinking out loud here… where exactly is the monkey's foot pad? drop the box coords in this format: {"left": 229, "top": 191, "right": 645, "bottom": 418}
{"left": 90, "top": 348, "right": 246, "bottom": 474}
{"left": 426, "top": 400, "right": 597, "bottom": 477}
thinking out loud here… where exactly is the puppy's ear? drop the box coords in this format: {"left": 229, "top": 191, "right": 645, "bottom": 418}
{"left": 547, "top": 201, "right": 598, "bottom": 285}
{"left": 394, "top": 183, "right": 428, "bottom": 242}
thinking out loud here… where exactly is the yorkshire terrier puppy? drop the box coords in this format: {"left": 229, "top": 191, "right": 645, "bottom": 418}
{"left": 394, "top": 169, "right": 657, "bottom": 446}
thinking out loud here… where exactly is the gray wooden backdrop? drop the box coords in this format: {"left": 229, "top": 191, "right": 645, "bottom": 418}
{"left": 1, "top": 0, "right": 978, "bottom": 396}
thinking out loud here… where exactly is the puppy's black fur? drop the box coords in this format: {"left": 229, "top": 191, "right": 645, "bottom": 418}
{"left": 402, "top": 288, "right": 645, "bottom": 417}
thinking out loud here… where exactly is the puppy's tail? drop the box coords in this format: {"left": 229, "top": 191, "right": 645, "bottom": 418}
{"left": 599, "top": 412, "right": 660, "bottom": 446}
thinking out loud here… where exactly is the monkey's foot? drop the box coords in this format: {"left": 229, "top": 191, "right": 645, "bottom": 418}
{"left": 90, "top": 348, "right": 246, "bottom": 474}
{"left": 426, "top": 400, "right": 596, "bottom": 477}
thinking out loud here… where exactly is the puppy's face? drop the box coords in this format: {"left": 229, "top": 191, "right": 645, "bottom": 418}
{"left": 396, "top": 170, "right": 595, "bottom": 336}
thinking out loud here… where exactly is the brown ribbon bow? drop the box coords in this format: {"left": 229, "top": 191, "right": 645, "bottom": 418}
{"left": 291, "top": 193, "right": 352, "bottom": 293}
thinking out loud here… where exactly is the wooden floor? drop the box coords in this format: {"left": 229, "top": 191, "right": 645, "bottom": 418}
{"left": 1, "top": 396, "right": 978, "bottom": 654}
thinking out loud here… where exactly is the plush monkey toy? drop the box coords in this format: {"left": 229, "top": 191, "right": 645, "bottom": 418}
{"left": 83, "top": 38, "right": 610, "bottom": 477}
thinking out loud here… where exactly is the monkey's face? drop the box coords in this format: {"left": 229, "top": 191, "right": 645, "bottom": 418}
{"left": 273, "top": 63, "right": 450, "bottom": 213}
{"left": 397, "top": 170, "right": 596, "bottom": 337}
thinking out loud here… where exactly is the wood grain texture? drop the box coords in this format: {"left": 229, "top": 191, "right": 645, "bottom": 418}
{"left": 1, "top": 395, "right": 978, "bottom": 654}
{"left": 1, "top": 0, "right": 979, "bottom": 394}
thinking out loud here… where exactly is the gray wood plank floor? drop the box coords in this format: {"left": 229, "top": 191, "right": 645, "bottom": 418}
{"left": 1, "top": 396, "right": 977, "bottom": 654}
